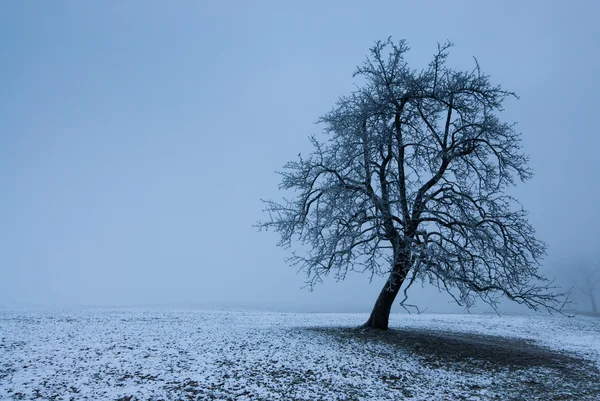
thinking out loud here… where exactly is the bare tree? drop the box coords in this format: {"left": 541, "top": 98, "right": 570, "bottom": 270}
{"left": 572, "top": 264, "right": 600, "bottom": 313}
{"left": 259, "top": 39, "right": 566, "bottom": 330}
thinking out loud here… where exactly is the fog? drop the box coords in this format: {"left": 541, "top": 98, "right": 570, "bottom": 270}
{"left": 1, "top": 1, "right": 598, "bottom": 313}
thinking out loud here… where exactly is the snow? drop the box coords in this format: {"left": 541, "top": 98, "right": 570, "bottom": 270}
{"left": 399, "top": 312, "right": 600, "bottom": 367}
{"left": 1, "top": 309, "right": 598, "bottom": 400}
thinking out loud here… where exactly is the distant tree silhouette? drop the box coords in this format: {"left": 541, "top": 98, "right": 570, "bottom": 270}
{"left": 572, "top": 264, "right": 600, "bottom": 313}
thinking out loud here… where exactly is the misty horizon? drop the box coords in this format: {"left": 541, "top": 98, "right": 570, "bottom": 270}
{"left": 1, "top": 1, "right": 599, "bottom": 314}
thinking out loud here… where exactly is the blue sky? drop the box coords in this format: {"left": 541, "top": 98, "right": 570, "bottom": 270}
{"left": 1, "top": 1, "right": 598, "bottom": 311}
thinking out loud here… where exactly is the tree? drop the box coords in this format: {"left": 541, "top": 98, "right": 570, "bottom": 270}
{"left": 572, "top": 264, "right": 600, "bottom": 313}
{"left": 259, "top": 39, "right": 566, "bottom": 330}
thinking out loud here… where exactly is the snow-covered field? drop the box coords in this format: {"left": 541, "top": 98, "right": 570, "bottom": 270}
{"left": 1, "top": 309, "right": 598, "bottom": 400}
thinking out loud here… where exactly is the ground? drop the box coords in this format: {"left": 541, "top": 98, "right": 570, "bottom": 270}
{"left": 1, "top": 309, "right": 599, "bottom": 400}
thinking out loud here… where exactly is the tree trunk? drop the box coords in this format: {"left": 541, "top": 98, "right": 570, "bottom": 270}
{"left": 363, "top": 261, "right": 409, "bottom": 330}
{"left": 591, "top": 293, "right": 597, "bottom": 313}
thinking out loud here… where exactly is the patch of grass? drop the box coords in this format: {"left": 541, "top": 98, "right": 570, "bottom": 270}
{"left": 308, "top": 326, "right": 600, "bottom": 400}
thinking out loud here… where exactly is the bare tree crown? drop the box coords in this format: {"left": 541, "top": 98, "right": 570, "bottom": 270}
{"left": 260, "top": 39, "right": 566, "bottom": 313}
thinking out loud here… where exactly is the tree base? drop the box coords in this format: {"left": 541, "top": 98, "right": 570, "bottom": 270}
{"left": 362, "top": 315, "right": 390, "bottom": 331}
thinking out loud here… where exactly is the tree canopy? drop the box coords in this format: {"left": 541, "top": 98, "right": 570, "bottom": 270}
{"left": 260, "top": 39, "right": 566, "bottom": 329}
